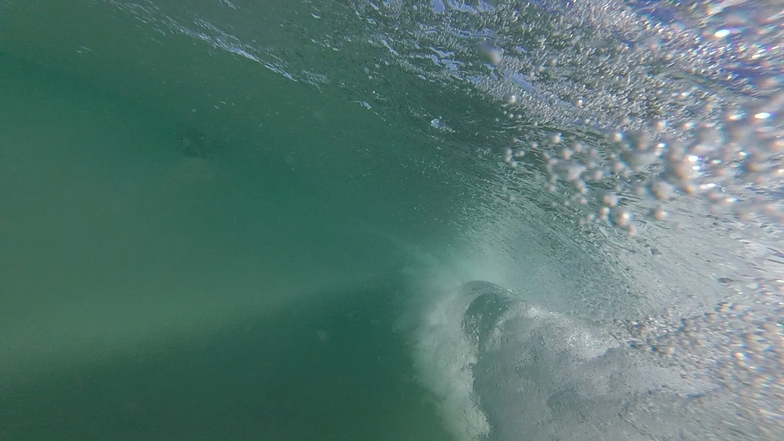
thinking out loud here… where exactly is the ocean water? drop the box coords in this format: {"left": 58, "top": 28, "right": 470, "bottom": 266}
{"left": 0, "top": 1, "right": 782, "bottom": 440}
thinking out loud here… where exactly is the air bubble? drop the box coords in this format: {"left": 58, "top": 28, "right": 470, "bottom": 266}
{"left": 586, "top": 169, "right": 603, "bottom": 181}
{"left": 601, "top": 192, "right": 619, "bottom": 207}
{"left": 548, "top": 158, "right": 585, "bottom": 182}
{"left": 480, "top": 42, "right": 503, "bottom": 65}
{"left": 650, "top": 206, "right": 668, "bottom": 220}
{"left": 610, "top": 208, "right": 632, "bottom": 228}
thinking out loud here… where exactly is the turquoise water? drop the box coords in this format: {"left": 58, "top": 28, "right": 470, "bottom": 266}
{"left": 0, "top": 50, "right": 450, "bottom": 440}
{"left": 1, "top": 1, "right": 782, "bottom": 440}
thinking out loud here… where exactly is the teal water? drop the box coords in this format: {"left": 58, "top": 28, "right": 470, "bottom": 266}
{"left": 0, "top": 50, "right": 451, "bottom": 440}
{"left": 1, "top": 1, "right": 782, "bottom": 440}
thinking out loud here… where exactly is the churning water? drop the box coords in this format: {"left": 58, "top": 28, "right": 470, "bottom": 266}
{"left": 0, "top": 1, "right": 782, "bottom": 440}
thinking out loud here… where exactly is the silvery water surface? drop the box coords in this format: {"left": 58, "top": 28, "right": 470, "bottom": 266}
{"left": 0, "top": 1, "right": 782, "bottom": 440}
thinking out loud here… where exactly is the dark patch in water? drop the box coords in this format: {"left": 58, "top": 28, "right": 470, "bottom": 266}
{"left": 176, "top": 126, "right": 222, "bottom": 159}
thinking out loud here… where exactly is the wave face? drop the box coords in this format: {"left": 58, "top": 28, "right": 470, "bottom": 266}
{"left": 0, "top": 1, "right": 781, "bottom": 440}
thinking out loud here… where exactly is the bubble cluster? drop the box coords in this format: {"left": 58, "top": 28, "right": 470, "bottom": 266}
{"left": 475, "top": 1, "right": 784, "bottom": 235}
{"left": 619, "top": 294, "right": 784, "bottom": 437}
{"left": 342, "top": 0, "right": 784, "bottom": 235}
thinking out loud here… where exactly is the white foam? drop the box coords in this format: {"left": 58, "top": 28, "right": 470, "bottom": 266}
{"left": 409, "top": 281, "right": 490, "bottom": 441}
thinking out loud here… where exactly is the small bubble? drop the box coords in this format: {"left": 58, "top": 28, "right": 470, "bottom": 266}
{"left": 548, "top": 159, "right": 585, "bottom": 181}
{"left": 481, "top": 42, "right": 503, "bottom": 65}
{"left": 650, "top": 206, "right": 668, "bottom": 220}
{"left": 680, "top": 121, "right": 695, "bottom": 131}
{"left": 650, "top": 180, "right": 675, "bottom": 201}
{"left": 714, "top": 29, "right": 731, "bottom": 39}
{"left": 611, "top": 208, "right": 632, "bottom": 227}
{"left": 601, "top": 192, "right": 619, "bottom": 207}
{"left": 586, "top": 169, "right": 603, "bottom": 181}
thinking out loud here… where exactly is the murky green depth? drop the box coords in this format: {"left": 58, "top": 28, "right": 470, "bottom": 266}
{"left": 0, "top": 46, "right": 454, "bottom": 440}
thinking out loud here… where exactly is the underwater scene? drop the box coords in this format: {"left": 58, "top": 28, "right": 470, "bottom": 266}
{"left": 0, "top": 1, "right": 782, "bottom": 440}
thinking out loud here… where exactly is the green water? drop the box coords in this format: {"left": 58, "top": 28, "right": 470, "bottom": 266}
{"left": 0, "top": 50, "right": 454, "bottom": 439}
{"left": 3, "top": 279, "right": 445, "bottom": 440}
